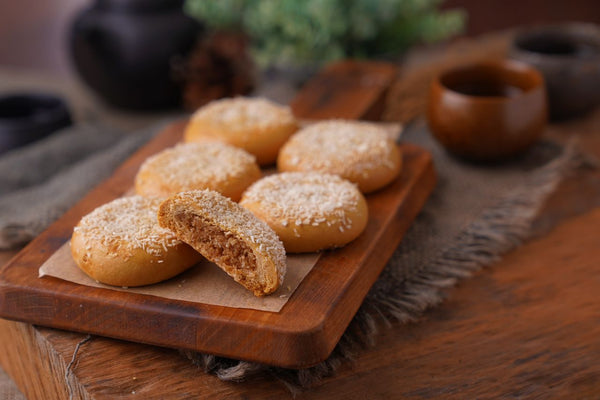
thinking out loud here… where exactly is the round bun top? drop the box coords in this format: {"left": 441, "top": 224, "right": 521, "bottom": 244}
{"left": 73, "top": 195, "right": 182, "bottom": 258}
{"left": 241, "top": 171, "right": 364, "bottom": 231}
{"left": 189, "top": 97, "right": 296, "bottom": 134}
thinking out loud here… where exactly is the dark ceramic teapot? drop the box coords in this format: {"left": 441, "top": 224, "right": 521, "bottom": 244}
{"left": 70, "top": 0, "right": 202, "bottom": 111}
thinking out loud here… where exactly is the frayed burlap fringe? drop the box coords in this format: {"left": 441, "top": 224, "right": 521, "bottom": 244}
{"left": 181, "top": 141, "right": 583, "bottom": 395}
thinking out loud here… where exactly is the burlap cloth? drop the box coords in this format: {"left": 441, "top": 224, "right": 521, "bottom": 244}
{"left": 0, "top": 32, "right": 587, "bottom": 397}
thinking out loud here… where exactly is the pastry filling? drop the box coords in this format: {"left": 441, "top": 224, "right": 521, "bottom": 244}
{"left": 171, "top": 211, "right": 264, "bottom": 293}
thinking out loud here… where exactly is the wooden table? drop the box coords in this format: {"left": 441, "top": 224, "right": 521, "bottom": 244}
{"left": 1, "top": 48, "right": 600, "bottom": 399}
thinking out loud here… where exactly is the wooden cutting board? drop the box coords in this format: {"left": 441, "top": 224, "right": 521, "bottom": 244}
{"left": 0, "top": 62, "right": 436, "bottom": 369}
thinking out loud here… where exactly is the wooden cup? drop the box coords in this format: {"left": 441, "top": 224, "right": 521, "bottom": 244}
{"left": 427, "top": 60, "right": 547, "bottom": 162}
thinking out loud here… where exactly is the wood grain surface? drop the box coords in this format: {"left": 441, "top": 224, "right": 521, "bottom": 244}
{"left": 1, "top": 51, "right": 600, "bottom": 399}
{"left": 0, "top": 126, "right": 435, "bottom": 368}
{"left": 290, "top": 60, "right": 397, "bottom": 121}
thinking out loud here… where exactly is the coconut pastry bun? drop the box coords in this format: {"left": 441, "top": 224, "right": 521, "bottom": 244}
{"left": 184, "top": 96, "right": 299, "bottom": 166}
{"left": 134, "top": 142, "right": 261, "bottom": 202}
{"left": 158, "top": 190, "right": 286, "bottom": 296}
{"left": 240, "top": 172, "right": 368, "bottom": 253}
{"left": 71, "top": 196, "right": 203, "bottom": 287}
{"left": 277, "top": 120, "right": 402, "bottom": 193}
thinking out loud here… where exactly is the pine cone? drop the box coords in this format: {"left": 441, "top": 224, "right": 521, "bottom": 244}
{"left": 174, "top": 31, "right": 255, "bottom": 110}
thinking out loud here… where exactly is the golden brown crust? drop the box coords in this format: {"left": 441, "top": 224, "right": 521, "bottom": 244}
{"left": 240, "top": 172, "right": 369, "bottom": 253}
{"left": 134, "top": 142, "right": 261, "bottom": 202}
{"left": 183, "top": 97, "right": 298, "bottom": 165}
{"left": 70, "top": 196, "right": 203, "bottom": 287}
{"left": 158, "top": 190, "right": 286, "bottom": 296}
{"left": 277, "top": 120, "right": 402, "bottom": 193}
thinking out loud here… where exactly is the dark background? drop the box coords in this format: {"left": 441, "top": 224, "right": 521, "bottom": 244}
{"left": 443, "top": 0, "right": 600, "bottom": 35}
{"left": 0, "top": 0, "right": 599, "bottom": 78}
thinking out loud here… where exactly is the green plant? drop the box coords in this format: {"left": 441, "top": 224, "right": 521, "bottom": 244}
{"left": 184, "top": 0, "right": 466, "bottom": 67}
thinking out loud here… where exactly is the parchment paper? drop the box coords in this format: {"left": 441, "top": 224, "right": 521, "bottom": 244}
{"left": 39, "top": 241, "right": 320, "bottom": 312}
{"left": 36, "top": 121, "right": 402, "bottom": 313}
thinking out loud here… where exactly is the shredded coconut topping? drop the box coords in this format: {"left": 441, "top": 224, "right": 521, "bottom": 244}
{"left": 190, "top": 97, "right": 295, "bottom": 130}
{"left": 73, "top": 196, "right": 182, "bottom": 258}
{"left": 136, "top": 142, "right": 258, "bottom": 192}
{"left": 240, "top": 172, "right": 362, "bottom": 230}
{"left": 281, "top": 120, "right": 397, "bottom": 176}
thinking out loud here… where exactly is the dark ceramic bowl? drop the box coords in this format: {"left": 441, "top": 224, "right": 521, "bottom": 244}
{"left": 510, "top": 23, "right": 600, "bottom": 121}
{"left": 427, "top": 60, "right": 547, "bottom": 162}
{"left": 0, "top": 93, "right": 72, "bottom": 154}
